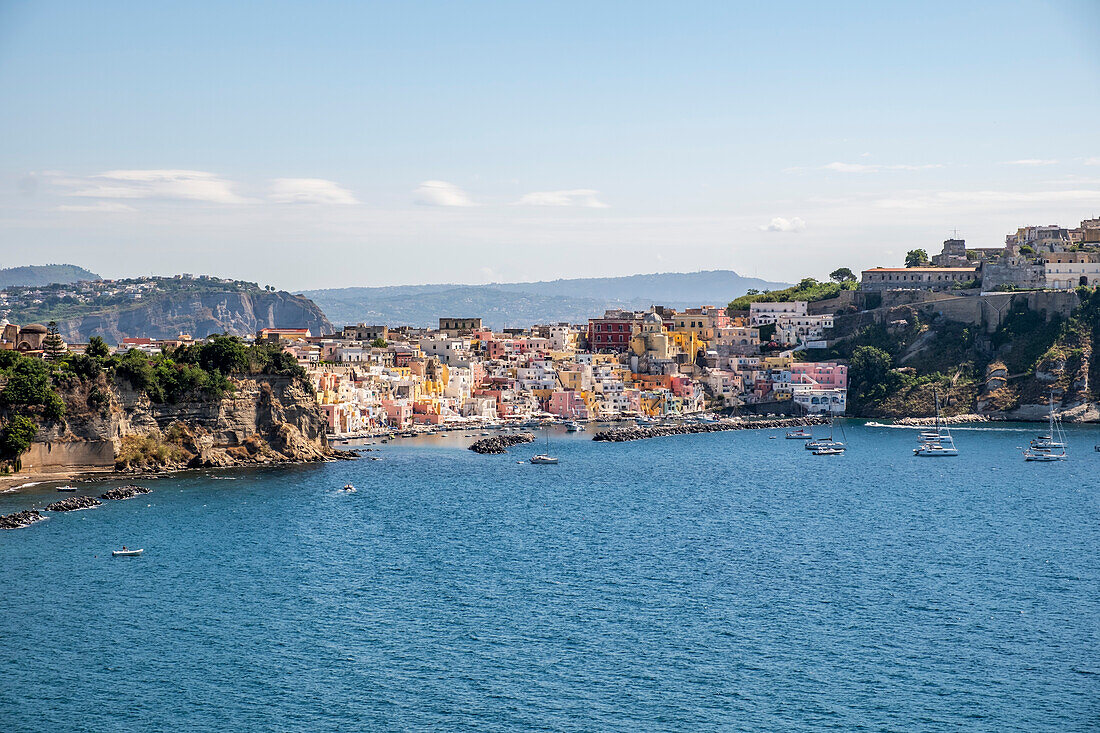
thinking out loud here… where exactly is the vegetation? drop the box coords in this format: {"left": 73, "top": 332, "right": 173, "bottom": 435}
{"left": 42, "top": 322, "right": 66, "bottom": 362}
{"left": 728, "top": 277, "right": 857, "bottom": 311}
{"left": 370, "top": 337, "right": 388, "bottom": 348}
{"left": 0, "top": 414, "right": 38, "bottom": 469}
{"left": 829, "top": 267, "right": 856, "bottom": 283}
{"left": 905, "top": 249, "right": 929, "bottom": 267}
{"left": 115, "top": 433, "right": 191, "bottom": 471}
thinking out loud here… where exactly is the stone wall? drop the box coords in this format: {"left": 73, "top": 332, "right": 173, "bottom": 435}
{"left": 20, "top": 440, "right": 116, "bottom": 473}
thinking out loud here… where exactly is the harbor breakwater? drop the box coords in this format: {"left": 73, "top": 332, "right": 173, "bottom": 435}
{"left": 592, "top": 416, "right": 829, "bottom": 443}
{"left": 469, "top": 433, "right": 536, "bottom": 454}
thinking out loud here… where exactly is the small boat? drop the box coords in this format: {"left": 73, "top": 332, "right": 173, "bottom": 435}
{"left": 786, "top": 429, "right": 813, "bottom": 440}
{"left": 111, "top": 548, "right": 143, "bottom": 557}
{"left": 813, "top": 446, "right": 845, "bottom": 455}
{"left": 564, "top": 420, "right": 582, "bottom": 432}
{"left": 914, "top": 442, "right": 958, "bottom": 457}
{"left": 530, "top": 454, "right": 558, "bottom": 464}
{"left": 56, "top": 485, "right": 78, "bottom": 492}
{"left": 1024, "top": 390, "right": 1067, "bottom": 462}
{"left": 342, "top": 484, "right": 356, "bottom": 492}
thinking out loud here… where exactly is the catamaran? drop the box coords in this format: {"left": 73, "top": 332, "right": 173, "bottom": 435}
{"left": 1024, "top": 391, "right": 1067, "bottom": 461}
{"left": 914, "top": 390, "right": 958, "bottom": 457}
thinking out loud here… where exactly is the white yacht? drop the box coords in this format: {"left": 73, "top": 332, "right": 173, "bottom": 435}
{"left": 530, "top": 429, "right": 558, "bottom": 465}
{"left": 805, "top": 418, "right": 845, "bottom": 451}
{"left": 1024, "top": 392, "right": 1067, "bottom": 461}
{"left": 914, "top": 391, "right": 958, "bottom": 457}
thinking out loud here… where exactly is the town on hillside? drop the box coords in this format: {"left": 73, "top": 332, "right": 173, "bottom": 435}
{"left": 2, "top": 216, "right": 1098, "bottom": 436}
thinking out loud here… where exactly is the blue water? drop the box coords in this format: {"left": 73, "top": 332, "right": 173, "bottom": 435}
{"left": 1, "top": 422, "right": 1098, "bottom": 732}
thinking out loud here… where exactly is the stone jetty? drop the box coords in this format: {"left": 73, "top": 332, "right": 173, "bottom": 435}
{"left": 0, "top": 509, "right": 45, "bottom": 530}
{"left": 100, "top": 485, "right": 152, "bottom": 501}
{"left": 44, "top": 496, "right": 102, "bottom": 512}
{"left": 469, "top": 433, "right": 536, "bottom": 454}
{"left": 592, "top": 416, "right": 829, "bottom": 443}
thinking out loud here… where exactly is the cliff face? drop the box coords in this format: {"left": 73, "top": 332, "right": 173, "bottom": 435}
{"left": 52, "top": 290, "right": 333, "bottom": 343}
{"left": 19, "top": 374, "right": 334, "bottom": 474}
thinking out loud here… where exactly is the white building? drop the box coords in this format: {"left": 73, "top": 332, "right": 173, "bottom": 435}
{"left": 749, "top": 301, "right": 808, "bottom": 325}
{"left": 1044, "top": 261, "right": 1100, "bottom": 289}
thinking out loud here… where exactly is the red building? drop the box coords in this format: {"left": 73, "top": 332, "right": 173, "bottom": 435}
{"left": 588, "top": 310, "right": 641, "bottom": 352}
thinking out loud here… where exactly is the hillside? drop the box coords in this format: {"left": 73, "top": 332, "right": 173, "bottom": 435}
{"left": 0, "top": 338, "right": 333, "bottom": 478}
{"left": 0, "top": 264, "right": 100, "bottom": 288}
{"left": 813, "top": 288, "right": 1100, "bottom": 420}
{"left": 304, "top": 270, "right": 790, "bottom": 328}
{"left": 2, "top": 277, "right": 332, "bottom": 342}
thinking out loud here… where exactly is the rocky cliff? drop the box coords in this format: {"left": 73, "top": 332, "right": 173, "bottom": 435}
{"left": 51, "top": 289, "right": 332, "bottom": 343}
{"left": 19, "top": 373, "right": 337, "bottom": 474}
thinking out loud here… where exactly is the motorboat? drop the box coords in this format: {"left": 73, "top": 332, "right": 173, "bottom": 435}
{"left": 786, "top": 429, "right": 813, "bottom": 440}
{"left": 342, "top": 484, "right": 356, "bottom": 492}
{"left": 1024, "top": 448, "right": 1066, "bottom": 462}
{"left": 564, "top": 420, "right": 582, "bottom": 432}
{"left": 111, "top": 548, "right": 144, "bottom": 557}
{"left": 813, "top": 446, "right": 845, "bottom": 455}
{"left": 56, "top": 485, "right": 78, "bottom": 492}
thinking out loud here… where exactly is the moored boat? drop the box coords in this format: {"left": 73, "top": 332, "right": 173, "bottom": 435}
{"left": 112, "top": 547, "right": 143, "bottom": 557}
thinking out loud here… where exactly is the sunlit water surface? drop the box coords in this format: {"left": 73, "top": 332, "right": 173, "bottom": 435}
{"left": 1, "top": 422, "right": 1098, "bottom": 731}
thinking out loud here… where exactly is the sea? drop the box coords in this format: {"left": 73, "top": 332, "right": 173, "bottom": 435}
{"left": 1, "top": 422, "right": 1097, "bottom": 732}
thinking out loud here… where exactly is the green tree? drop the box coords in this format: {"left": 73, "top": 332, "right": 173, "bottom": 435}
{"left": 0, "top": 414, "right": 38, "bottom": 467}
{"left": 198, "top": 335, "right": 249, "bottom": 374}
{"left": 0, "top": 358, "right": 65, "bottom": 420}
{"left": 42, "top": 321, "right": 66, "bottom": 362}
{"left": 849, "top": 345, "right": 893, "bottom": 409}
{"left": 370, "top": 337, "right": 388, "bottom": 348}
{"left": 85, "top": 336, "right": 111, "bottom": 359}
{"left": 905, "top": 249, "right": 929, "bottom": 268}
{"left": 829, "top": 267, "right": 856, "bottom": 283}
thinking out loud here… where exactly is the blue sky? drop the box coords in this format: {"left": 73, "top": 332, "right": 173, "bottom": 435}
{"left": 1, "top": 0, "right": 1098, "bottom": 289}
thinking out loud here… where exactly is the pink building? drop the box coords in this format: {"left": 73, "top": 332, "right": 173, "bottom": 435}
{"left": 548, "top": 390, "right": 589, "bottom": 419}
{"left": 670, "top": 375, "right": 695, "bottom": 398}
{"left": 790, "top": 362, "right": 848, "bottom": 389}
{"left": 382, "top": 399, "right": 412, "bottom": 428}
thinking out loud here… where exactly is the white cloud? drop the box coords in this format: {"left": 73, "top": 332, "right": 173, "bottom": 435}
{"left": 414, "top": 180, "right": 475, "bottom": 207}
{"left": 1085, "top": 157, "right": 1100, "bottom": 166}
{"left": 822, "top": 161, "right": 944, "bottom": 173}
{"left": 54, "top": 169, "right": 247, "bottom": 203}
{"left": 513, "top": 189, "right": 609, "bottom": 208}
{"left": 56, "top": 201, "right": 136, "bottom": 213}
{"left": 1003, "top": 159, "right": 1058, "bottom": 166}
{"left": 270, "top": 178, "right": 357, "bottom": 205}
{"left": 760, "top": 216, "right": 806, "bottom": 232}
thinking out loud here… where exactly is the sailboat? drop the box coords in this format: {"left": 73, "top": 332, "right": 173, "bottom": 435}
{"left": 530, "top": 428, "right": 559, "bottom": 464}
{"left": 806, "top": 416, "right": 845, "bottom": 452}
{"left": 1024, "top": 391, "right": 1067, "bottom": 461}
{"left": 914, "top": 390, "right": 958, "bottom": 456}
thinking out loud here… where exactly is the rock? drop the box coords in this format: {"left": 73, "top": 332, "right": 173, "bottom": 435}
{"left": 0, "top": 510, "right": 45, "bottom": 530}
{"left": 469, "top": 433, "right": 536, "bottom": 454}
{"left": 591, "top": 416, "right": 829, "bottom": 443}
{"left": 44, "top": 495, "right": 102, "bottom": 512}
{"left": 99, "top": 485, "right": 152, "bottom": 501}
{"left": 894, "top": 414, "right": 993, "bottom": 426}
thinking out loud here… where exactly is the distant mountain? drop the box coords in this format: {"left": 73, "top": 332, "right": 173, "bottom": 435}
{"left": 0, "top": 264, "right": 100, "bottom": 288}
{"left": 303, "top": 270, "right": 791, "bottom": 329}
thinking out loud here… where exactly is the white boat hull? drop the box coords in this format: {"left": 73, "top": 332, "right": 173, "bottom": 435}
{"left": 112, "top": 549, "right": 144, "bottom": 557}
